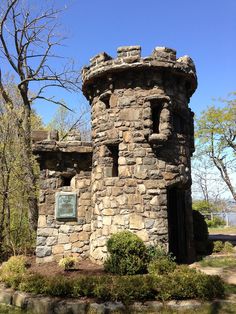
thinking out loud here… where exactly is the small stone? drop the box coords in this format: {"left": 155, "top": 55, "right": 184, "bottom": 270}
{"left": 150, "top": 196, "right": 159, "bottom": 206}
{"left": 64, "top": 243, "right": 72, "bottom": 251}
{"left": 38, "top": 215, "right": 47, "bottom": 227}
{"left": 58, "top": 234, "right": 69, "bottom": 244}
{"left": 46, "top": 237, "right": 57, "bottom": 246}
{"left": 52, "top": 245, "right": 64, "bottom": 254}
{"left": 37, "top": 237, "right": 46, "bottom": 246}
{"left": 36, "top": 246, "right": 52, "bottom": 258}
{"left": 130, "top": 214, "right": 144, "bottom": 230}
{"left": 103, "top": 216, "right": 112, "bottom": 225}
{"left": 59, "top": 225, "right": 74, "bottom": 233}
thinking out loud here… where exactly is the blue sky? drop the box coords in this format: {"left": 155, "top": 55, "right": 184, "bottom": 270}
{"left": 33, "top": 0, "right": 236, "bottom": 124}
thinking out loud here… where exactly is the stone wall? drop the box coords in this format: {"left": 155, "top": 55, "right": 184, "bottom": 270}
{"left": 34, "top": 138, "right": 93, "bottom": 263}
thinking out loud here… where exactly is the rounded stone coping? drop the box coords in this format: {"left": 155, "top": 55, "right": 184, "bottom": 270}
{"left": 0, "top": 284, "right": 236, "bottom": 314}
{"left": 33, "top": 140, "right": 93, "bottom": 154}
{"left": 82, "top": 46, "right": 197, "bottom": 98}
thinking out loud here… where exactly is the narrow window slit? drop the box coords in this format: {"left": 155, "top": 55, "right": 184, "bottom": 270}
{"left": 151, "top": 100, "right": 163, "bottom": 134}
{"left": 107, "top": 144, "right": 119, "bottom": 177}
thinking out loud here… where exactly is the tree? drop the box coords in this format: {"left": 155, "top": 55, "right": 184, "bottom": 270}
{"left": 0, "top": 82, "right": 44, "bottom": 257}
{"left": 47, "top": 103, "right": 91, "bottom": 141}
{"left": 0, "top": 1, "right": 80, "bottom": 231}
{"left": 196, "top": 95, "right": 236, "bottom": 201}
{"left": 192, "top": 150, "right": 228, "bottom": 203}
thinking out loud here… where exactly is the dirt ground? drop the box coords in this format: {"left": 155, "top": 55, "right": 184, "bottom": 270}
{"left": 28, "top": 258, "right": 105, "bottom": 278}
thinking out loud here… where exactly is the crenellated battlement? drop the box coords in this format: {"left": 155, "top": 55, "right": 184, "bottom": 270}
{"left": 82, "top": 46, "right": 197, "bottom": 97}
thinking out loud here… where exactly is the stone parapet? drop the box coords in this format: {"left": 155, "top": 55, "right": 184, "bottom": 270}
{"left": 82, "top": 46, "right": 197, "bottom": 99}
{"left": 33, "top": 140, "right": 93, "bottom": 154}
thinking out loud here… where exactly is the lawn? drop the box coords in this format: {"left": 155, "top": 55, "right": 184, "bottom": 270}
{"left": 199, "top": 257, "right": 236, "bottom": 268}
{"left": 208, "top": 226, "right": 236, "bottom": 235}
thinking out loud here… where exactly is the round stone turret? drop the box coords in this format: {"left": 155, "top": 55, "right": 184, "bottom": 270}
{"left": 82, "top": 46, "right": 197, "bottom": 264}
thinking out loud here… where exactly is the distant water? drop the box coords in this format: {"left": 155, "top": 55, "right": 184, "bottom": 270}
{"left": 218, "top": 212, "right": 236, "bottom": 226}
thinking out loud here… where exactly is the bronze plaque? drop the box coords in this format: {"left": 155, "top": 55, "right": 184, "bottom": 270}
{"left": 55, "top": 192, "right": 77, "bottom": 220}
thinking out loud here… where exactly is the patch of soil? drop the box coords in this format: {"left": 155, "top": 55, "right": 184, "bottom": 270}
{"left": 28, "top": 258, "right": 105, "bottom": 278}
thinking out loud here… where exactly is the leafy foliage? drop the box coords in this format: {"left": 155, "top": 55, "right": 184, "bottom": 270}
{"left": 213, "top": 241, "right": 224, "bottom": 253}
{"left": 146, "top": 245, "right": 176, "bottom": 275}
{"left": 104, "top": 231, "right": 147, "bottom": 275}
{"left": 0, "top": 95, "right": 42, "bottom": 259}
{"left": 192, "top": 210, "right": 209, "bottom": 255}
{"left": 0, "top": 255, "right": 28, "bottom": 288}
{"left": 196, "top": 96, "right": 236, "bottom": 201}
{"left": 222, "top": 241, "right": 234, "bottom": 253}
{"left": 206, "top": 216, "right": 225, "bottom": 228}
{"left": 0, "top": 266, "right": 224, "bottom": 303}
{"left": 58, "top": 256, "right": 77, "bottom": 271}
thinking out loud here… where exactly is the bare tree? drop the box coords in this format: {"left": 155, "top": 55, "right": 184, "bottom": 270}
{"left": 0, "top": 0, "right": 80, "bottom": 231}
{"left": 47, "top": 102, "right": 91, "bottom": 141}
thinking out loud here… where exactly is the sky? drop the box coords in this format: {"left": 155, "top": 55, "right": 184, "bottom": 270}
{"left": 33, "top": 0, "right": 236, "bottom": 124}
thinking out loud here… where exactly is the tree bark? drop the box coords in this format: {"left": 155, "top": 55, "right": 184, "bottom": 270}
{"left": 20, "top": 85, "right": 38, "bottom": 231}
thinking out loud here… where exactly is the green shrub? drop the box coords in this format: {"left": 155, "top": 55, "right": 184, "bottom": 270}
{"left": 58, "top": 256, "right": 77, "bottom": 271}
{"left": 19, "top": 273, "right": 46, "bottom": 294}
{"left": 110, "top": 275, "right": 154, "bottom": 303}
{"left": 72, "top": 276, "right": 111, "bottom": 299}
{"left": 152, "top": 265, "right": 224, "bottom": 301}
{"left": 222, "top": 241, "right": 234, "bottom": 253}
{"left": 148, "top": 257, "right": 176, "bottom": 275}
{"left": 0, "top": 255, "right": 28, "bottom": 288}
{"left": 0, "top": 268, "right": 224, "bottom": 302}
{"left": 44, "top": 276, "right": 73, "bottom": 296}
{"left": 213, "top": 241, "right": 234, "bottom": 254}
{"left": 206, "top": 216, "right": 225, "bottom": 228}
{"left": 213, "top": 241, "right": 224, "bottom": 253}
{"left": 146, "top": 245, "right": 174, "bottom": 261}
{"left": 146, "top": 245, "right": 176, "bottom": 275}
{"left": 104, "top": 231, "right": 147, "bottom": 275}
{"left": 192, "top": 210, "right": 209, "bottom": 255}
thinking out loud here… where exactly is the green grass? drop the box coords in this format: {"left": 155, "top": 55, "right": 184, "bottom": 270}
{"left": 0, "top": 304, "right": 34, "bottom": 314}
{"left": 199, "top": 257, "right": 236, "bottom": 268}
{"left": 224, "top": 283, "right": 236, "bottom": 295}
{"left": 209, "top": 226, "right": 236, "bottom": 234}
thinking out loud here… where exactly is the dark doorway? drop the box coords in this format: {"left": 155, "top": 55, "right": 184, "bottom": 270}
{"left": 167, "top": 187, "right": 187, "bottom": 263}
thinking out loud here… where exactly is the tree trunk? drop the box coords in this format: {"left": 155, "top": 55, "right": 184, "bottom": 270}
{"left": 20, "top": 86, "right": 38, "bottom": 231}
{"left": 212, "top": 157, "right": 236, "bottom": 202}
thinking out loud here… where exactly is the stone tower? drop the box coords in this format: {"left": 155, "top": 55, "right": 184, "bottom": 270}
{"left": 82, "top": 46, "right": 197, "bottom": 263}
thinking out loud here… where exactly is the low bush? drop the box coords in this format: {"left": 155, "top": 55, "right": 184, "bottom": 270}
{"left": 152, "top": 266, "right": 224, "bottom": 301}
{"left": 192, "top": 210, "right": 209, "bottom": 255}
{"left": 206, "top": 217, "right": 225, "bottom": 228}
{"left": 213, "top": 241, "right": 224, "bottom": 253}
{"left": 146, "top": 245, "right": 176, "bottom": 275}
{"left": 222, "top": 241, "right": 234, "bottom": 253}
{"left": 0, "top": 255, "right": 28, "bottom": 288}
{"left": 213, "top": 241, "right": 234, "bottom": 254}
{"left": 0, "top": 267, "right": 225, "bottom": 303}
{"left": 148, "top": 257, "right": 176, "bottom": 275}
{"left": 58, "top": 256, "right": 77, "bottom": 271}
{"left": 19, "top": 273, "right": 46, "bottom": 294}
{"left": 104, "top": 231, "right": 147, "bottom": 275}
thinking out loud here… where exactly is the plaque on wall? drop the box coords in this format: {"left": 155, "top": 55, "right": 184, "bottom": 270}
{"left": 55, "top": 192, "right": 77, "bottom": 220}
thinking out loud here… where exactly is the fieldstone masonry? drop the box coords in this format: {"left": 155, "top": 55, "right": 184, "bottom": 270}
{"left": 34, "top": 45, "right": 197, "bottom": 264}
